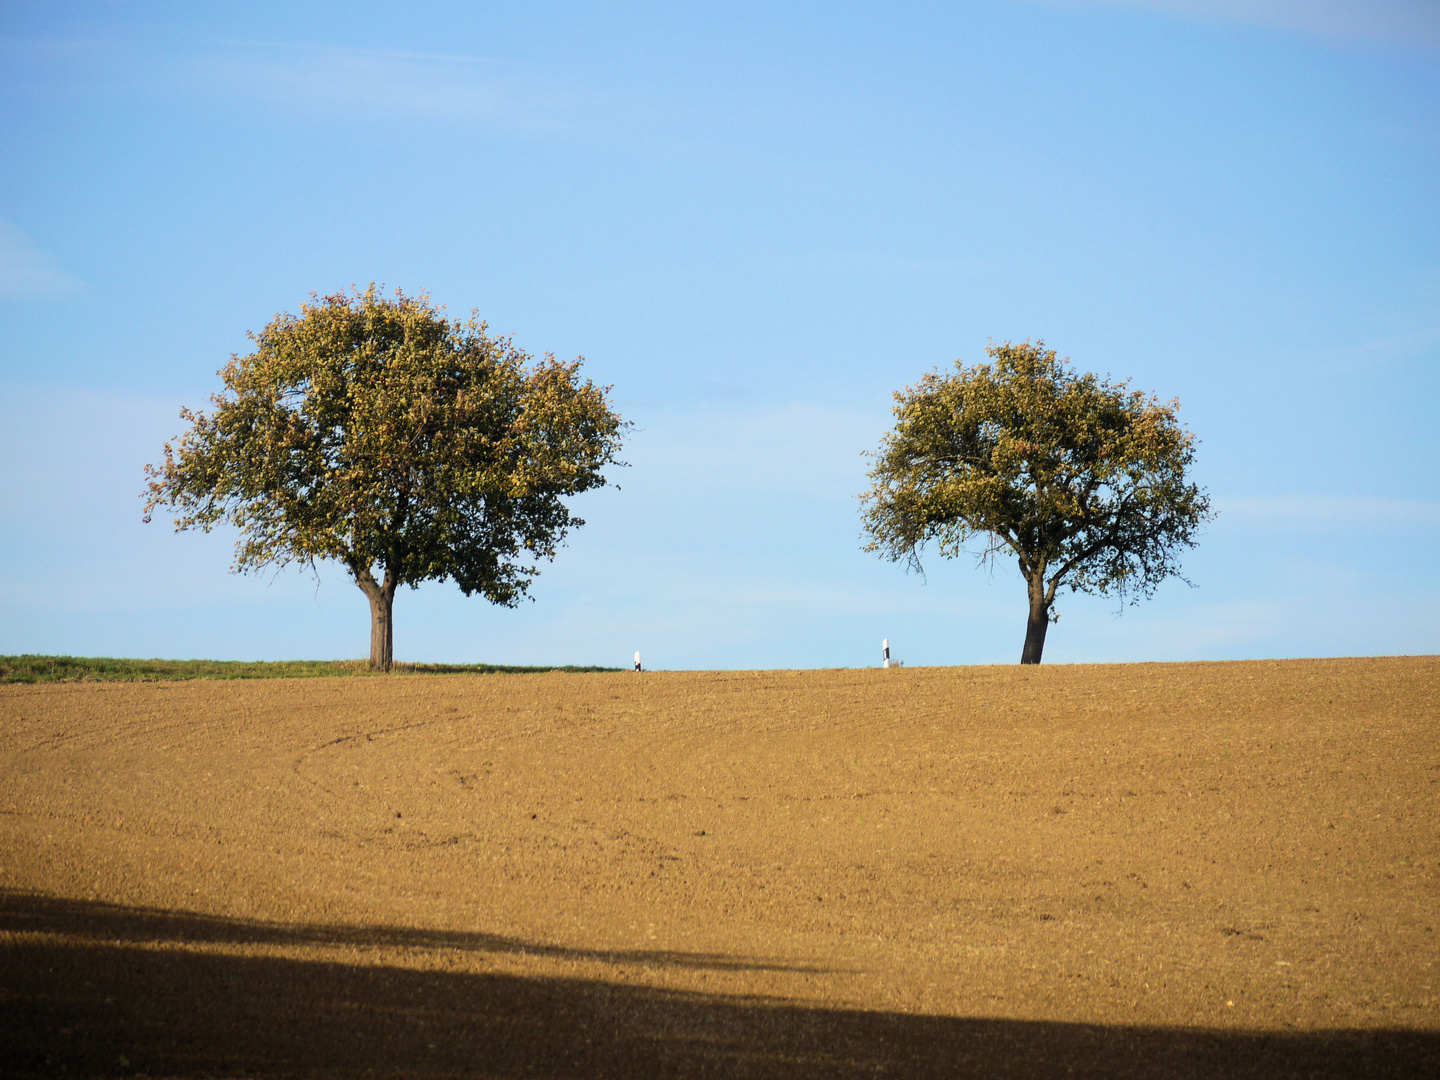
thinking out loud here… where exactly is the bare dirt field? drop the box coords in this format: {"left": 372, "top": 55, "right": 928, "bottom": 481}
{"left": 1, "top": 656, "right": 1436, "bottom": 1077}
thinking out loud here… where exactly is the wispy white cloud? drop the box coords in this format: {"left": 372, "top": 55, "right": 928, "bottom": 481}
{"left": 1218, "top": 494, "right": 1440, "bottom": 533}
{"left": 193, "top": 42, "right": 604, "bottom": 135}
{"left": 631, "top": 400, "right": 885, "bottom": 501}
{"left": 0, "top": 220, "right": 82, "bottom": 298}
{"left": 1341, "top": 325, "right": 1440, "bottom": 363}
{"left": 1044, "top": 597, "right": 1290, "bottom": 661}
{"left": 1027, "top": 0, "right": 1440, "bottom": 49}
{"left": 763, "top": 252, "right": 992, "bottom": 278}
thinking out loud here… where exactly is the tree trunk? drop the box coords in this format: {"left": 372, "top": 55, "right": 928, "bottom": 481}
{"left": 367, "top": 589, "right": 393, "bottom": 672}
{"left": 354, "top": 569, "right": 396, "bottom": 672}
{"left": 1020, "top": 573, "right": 1049, "bottom": 665}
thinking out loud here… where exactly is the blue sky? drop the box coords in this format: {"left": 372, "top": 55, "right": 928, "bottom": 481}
{"left": 2, "top": 0, "right": 1436, "bottom": 668}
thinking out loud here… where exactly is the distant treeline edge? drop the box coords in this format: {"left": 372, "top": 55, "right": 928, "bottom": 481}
{"left": 0, "top": 656, "right": 621, "bottom": 684}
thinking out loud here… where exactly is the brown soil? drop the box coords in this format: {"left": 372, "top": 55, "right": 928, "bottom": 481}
{"left": 1, "top": 656, "right": 1436, "bottom": 1077}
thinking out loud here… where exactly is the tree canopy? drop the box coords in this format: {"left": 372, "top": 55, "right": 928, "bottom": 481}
{"left": 144, "top": 286, "right": 627, "bottom": 670}
{"left": 860, "top": 341, "right": 1211, "bottom": 664}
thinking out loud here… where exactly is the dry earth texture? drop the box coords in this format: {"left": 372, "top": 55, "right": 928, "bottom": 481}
{"left": 1, "top": 657, "right": 1437, "bottom": 1078}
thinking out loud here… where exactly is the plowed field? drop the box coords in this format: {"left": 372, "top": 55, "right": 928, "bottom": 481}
{"left": 2, "top": 656, "right": 1437, "bottom": 1077}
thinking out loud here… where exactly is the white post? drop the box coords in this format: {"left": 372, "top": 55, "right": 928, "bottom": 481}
{"left": 882, "top": 638, "right": 891, "bottom": 669}
{"left": 633, "top": 651, "right": 642, "bottom": 672}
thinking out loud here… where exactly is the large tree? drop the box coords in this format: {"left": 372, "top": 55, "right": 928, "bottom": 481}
{"left": 144, "top": 286, "right": 626, "bottom": 670}
{"left": 860, "top": 341, "right": 1211, "bottom": 664}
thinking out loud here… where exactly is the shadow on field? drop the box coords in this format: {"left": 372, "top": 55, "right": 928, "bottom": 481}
{"left": 2, "top": 892, "right": 1435, "bottom": 1079}
{"left": 0, "top": 892, "right": 822, "bottom": 975}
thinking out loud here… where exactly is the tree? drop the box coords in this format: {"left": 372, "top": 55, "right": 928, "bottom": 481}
{"left": 143, "top": 286, "right": 627, "bottom": 671}
{"left": 860, "top": 341, "right": 1211, "bottom": 664}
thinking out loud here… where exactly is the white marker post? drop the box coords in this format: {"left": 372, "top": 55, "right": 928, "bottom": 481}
{"left": 882, "top": 639, "right": 891, "bottom": 669}
{"left": 633, "top": 651, "right": 642, "bottom": 672}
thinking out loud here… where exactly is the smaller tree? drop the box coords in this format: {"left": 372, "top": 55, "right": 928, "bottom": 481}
{"left": 860, "top": 341, "right": 1211, "bottom": 664}
{"left": 144, "top": 286, "right": 626, "bottom": 670}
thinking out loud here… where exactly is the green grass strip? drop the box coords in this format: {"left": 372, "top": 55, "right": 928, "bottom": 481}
{"left": 0, "top": 655, "right": 621, "bottom": 684}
